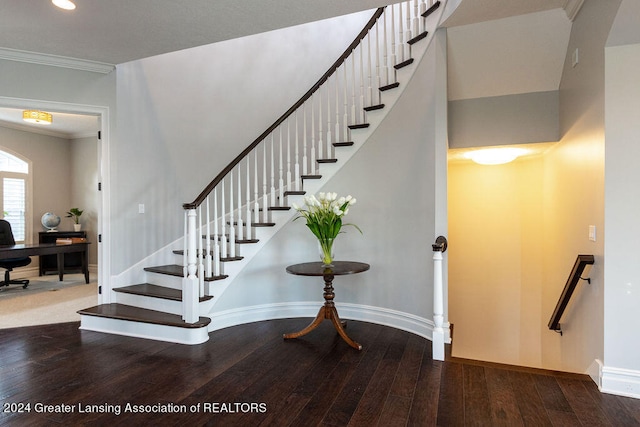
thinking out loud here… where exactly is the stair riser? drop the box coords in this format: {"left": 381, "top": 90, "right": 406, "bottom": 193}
{"left": 114, "top": 292, "right": 215, "bottom": 316}
{"left": 79, "top": 315, "right": 210, "bottom": 345}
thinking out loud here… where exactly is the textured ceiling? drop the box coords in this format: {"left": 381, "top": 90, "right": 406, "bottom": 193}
{"left": 0, "top": 0, "right": 389, "bottom": 65}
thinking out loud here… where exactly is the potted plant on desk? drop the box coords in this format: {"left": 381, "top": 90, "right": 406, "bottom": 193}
{"left": 66, "top": 208, "right": 84, "bottom": 231}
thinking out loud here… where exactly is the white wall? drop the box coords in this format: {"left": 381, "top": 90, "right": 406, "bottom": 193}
{"left": 71, "top": 136, "right": 99, "bottom": 265}
{"left": 603, "top": 0, "right": 640, "bottom": 397}
{"left": 112, "top": 11, "right": 373, "bottom": 274}
{"left": 211, "top": 28, "right": 447, "bottom": 331}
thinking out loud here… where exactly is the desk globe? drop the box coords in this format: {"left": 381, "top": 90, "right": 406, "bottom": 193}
{"left": 41, "top": 212, "right": 61, "bottom": 232}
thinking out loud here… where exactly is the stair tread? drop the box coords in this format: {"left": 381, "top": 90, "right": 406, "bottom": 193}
{"left": 114, "top": 283, "right": 213, "bottom": 302}
{"left": 363, "top": 104, "right": 385, "bottom": 112}
{"left": 394, "top": 58, "right": 414, "bottom": 70}
{"left": 423, "top": 0, "right": 441, "bottom": 18}
{"left": 333, "top": 141, "right": 354, "bottom": 147}
{"left": 301, "top": 174, "right": 322, "bottom": 179}
{"left": 78, "top": 303, "right": 211, "bottom": 328}
{"left": 348, "top": 123, "right": 370, "bottom": 130}
{"left": 144, "top": 264, "right": 221, "bottom": 281}
{"left": 379, "top": 82, "right": 400, "bottom": 91}
{"left": 408, "top": 31, "right": 428, "bottom": 45}
{"left": 317, "top": 158, "right": 338, "bottom": 163}
{"left": 284, "top": 191, "right": 306, "bottom": 196}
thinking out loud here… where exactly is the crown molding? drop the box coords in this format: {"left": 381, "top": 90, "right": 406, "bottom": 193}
{"left": 0, "top": 48, "right": 114, "bottom": 74}
{"left": 563, "top": 0, "right": 585, "bottom": 21}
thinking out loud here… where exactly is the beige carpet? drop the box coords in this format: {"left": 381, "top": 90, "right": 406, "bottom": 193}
{"left": 0, "top": 274, "right": 98, "bottom": 329}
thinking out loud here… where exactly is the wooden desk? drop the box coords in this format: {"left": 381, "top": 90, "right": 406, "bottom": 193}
{"left": 0, "top": 242, "right": 90, "bottom": 283}
{"left": 284, "top": 261, "right": 370, "bottom": 350}
{"left": 39, "top": 231, "right": 87, "bottom": 276}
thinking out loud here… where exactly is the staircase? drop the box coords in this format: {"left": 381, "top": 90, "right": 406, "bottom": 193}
{"left": 79, "top": 0, "right": 447, "bottom": 344}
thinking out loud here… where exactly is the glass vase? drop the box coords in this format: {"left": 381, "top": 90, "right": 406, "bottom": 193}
{"left": 318, "top": 238, "right": 335, "bottom": 267}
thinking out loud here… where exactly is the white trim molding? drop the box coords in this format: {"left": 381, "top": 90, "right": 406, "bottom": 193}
{"left": 0, "top": 48, "right": 114, "bottom": 74}
{"left": 209, "top": 301, "right": 452, "bottom": 345}
{"left": 598, "top": 361, "right": 640, "bottom": 399}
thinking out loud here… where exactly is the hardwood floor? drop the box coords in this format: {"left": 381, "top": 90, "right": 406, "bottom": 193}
{"left": 1, "top": 319, "right": 639, "bottom": 426}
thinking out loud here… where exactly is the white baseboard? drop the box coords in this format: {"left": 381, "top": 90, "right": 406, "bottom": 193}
{"left": 209, "top": 301, "right": 444, "bottom": 344}
{"left": 599, "top": 362, "right": 640, "bottom": 399}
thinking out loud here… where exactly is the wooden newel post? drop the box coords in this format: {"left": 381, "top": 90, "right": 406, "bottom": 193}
{"left": 432, "top": 236, "right": 447, "bottom": 361}
{"left": 183, "top": 208, "right": 199, "bottom": 323}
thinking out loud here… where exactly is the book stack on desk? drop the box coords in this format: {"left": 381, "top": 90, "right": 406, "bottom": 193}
{"left": 55, "top": 237, "right": 87, "bottom": 244}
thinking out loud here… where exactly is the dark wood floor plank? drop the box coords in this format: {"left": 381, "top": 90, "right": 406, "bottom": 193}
{"left": 320, "top": 326, "right": 394, "bottom": 426}
{"left": 584, "top": 384, "right": 640, "bottom": 426}
{"left": 378, "top": 395, "right": 412, "bottom": 426}
{"left": 389, "top": 333, "right": 426, "bottom": 399}
{"left": 556, "top": 377, "right": 612, "bottom": 426}
{"left": 346, "top": 328, "right": 409, "bottom": 427}
{"left": 534, "top": 374, "right": 573, "bottom": 413}
{"left": 508, "top": 370, "right": 553, "bottom": 427}
{"left": 437, "top": 361, "right": 465, "bottom": 426}
{"left": 463, "top": 364, "right": 493, "bottom": 426}
{"left": 484, "top": 367, "right": 525, "bottom": 426}
{"left": 406, "top": 356, "right": 442, "bottom": 427}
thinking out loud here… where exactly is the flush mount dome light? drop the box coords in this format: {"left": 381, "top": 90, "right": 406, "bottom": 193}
{"left": 52, "top": 0, "right": 76, "bottom": 10}
{"left": 464, "top": 147, "right": 527, "bottom": 165}
{"left": 22, "top": 110, "right": 53, "bottom": 125}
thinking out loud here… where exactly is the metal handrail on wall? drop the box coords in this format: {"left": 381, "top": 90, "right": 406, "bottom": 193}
{"left": 548, "top": 254, "right": 595, "bottom": 335}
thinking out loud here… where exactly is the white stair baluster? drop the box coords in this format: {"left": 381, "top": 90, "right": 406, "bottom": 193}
{"left": 318, "top": 88, "right": 323, "bottom": 166}
{"left": 197, "top": 205, "right": 204, "bottom": 296}
{"left": 326, "top": 83, "right": 332, "bottom": 159}
{"left": 270, "top": 133, "right": 276, "bottom": 218}
{"left": 302, "top": 103, "right": 308, "bottom": 176}
{"left": 245, "top": 157, "right": 252, "bottom": 240}
{"left": 420, "top": 1, "right": 427, "bottom": 34}
{"left": 213, "top": 187, "right": 220, "bottom": 277}
{"left": 286, "top": 118, "right": 292, "bottom": 192}
{"left": 311, "top": 95, "right": 317, "bottom": 171}
{"left": 391, "top": 4, "right": 397, "bottom": 70}
{"left": 205, "top": 195, "right": 212, "bottom": 281}
{"left": 229, "top": 172, "right": 236, "bottom": 258}
{"left": 262, "top": 144, "right": 268, "bottom": 223}
{"left": 351, "top": 53, "right": 357, "bottom": 125}
{"left": 359, "top": 43, "right": 365, "bottom": 123}
{"left": 375, "top": 19, "right": 382, "bottom": 104}
{"left": 333, "top": 73, "right": 339, "bottom": 158}
{"left": 237, "top": 166, "right": 244, "bottom": 241}
{"left": 253, "top": 152, "right": 259, "bottom": 237}
{"left": 398, "top": 2, "right": 405, "bottom": 63}
{"left": 406, "top": 1, "right": 412, "bottom": 59}
{"left": 220, "top": 178, "right": 227, "bottom": 260}
{"left": 294, "top": 110, "right": 300, "bottom": 191}
{"left": 383, "top": 8, "right": 390, "bottom": 86}
{"left": 367, "top": 31, "right": 373, "bottom": 107}
{"left": 342, "top": 63, "right": 348, "bottom": 142}
{"left": 278, "top": 127, "right": 284, "bottom": 204}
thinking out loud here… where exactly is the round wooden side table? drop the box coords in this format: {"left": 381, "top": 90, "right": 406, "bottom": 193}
{"left": 283, "top": 261, "right": 370, "bottom": 350}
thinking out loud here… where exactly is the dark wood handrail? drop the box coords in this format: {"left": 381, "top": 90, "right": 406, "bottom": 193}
{"left": 183, "top": 7, "right": 385, "bottom": 210}
{"left": 548, "top": 254, "right": 595, "bottom": 334}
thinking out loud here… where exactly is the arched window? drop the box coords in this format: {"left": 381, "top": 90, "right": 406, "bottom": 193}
{"left": 0, "top": 149, "right": 29, "bottom": 243}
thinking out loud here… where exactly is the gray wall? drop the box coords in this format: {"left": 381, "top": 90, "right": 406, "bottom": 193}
{"left": 448, "top": 91, "right": 559, "bottom": 148}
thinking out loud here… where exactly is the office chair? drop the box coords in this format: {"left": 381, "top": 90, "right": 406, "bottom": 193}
{"left": 0, "top": 219, "right": 31, "bottom": 289}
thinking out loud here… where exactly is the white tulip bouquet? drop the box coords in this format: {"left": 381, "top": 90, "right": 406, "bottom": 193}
{"left": 292, "top": 192, "right": 361, "bottom": 265}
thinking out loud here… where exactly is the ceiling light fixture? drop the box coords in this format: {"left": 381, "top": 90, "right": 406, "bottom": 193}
{"left": 464, "top": 147, "right": 527, "bottom": 165}
{"left": 52, "top": 0, "right": 76, "bottom": 10}
{"left": 22, "top": 110, "right": 53, "bottom": 125}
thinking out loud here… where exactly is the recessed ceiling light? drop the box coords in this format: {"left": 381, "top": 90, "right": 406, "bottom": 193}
{"left": 52, "top": 0, "right": 76, "bottom": 10}
{"left": 464, "top": 147, "right": 527, "bottom": 165}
